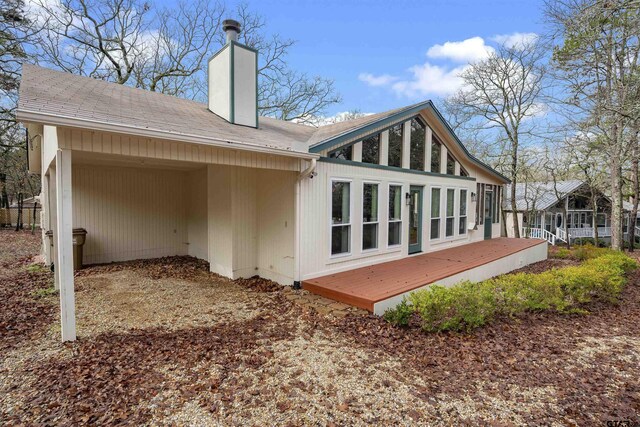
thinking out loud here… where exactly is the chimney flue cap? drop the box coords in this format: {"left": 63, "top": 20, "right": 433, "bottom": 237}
{"left": 222, "top": 19, "right": 241, "bottom": 35}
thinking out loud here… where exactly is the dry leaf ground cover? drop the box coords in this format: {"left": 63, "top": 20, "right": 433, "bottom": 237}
{"left": 1, "top": 229, "right": 639, "bottom": 426}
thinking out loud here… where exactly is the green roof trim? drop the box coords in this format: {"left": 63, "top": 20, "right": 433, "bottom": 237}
{"left": 310, "top": 100, "right": 509, "bottom": 184}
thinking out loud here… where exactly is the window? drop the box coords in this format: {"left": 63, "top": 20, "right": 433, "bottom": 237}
{"left": 459, "top": 189, "right": 467, "bottom": 235}
{"left": 331, "top": 181, "right": 351, "bottom": 255}
{"left": 460, "top": 166, "right": 469, "bottom": 177}
{"left": 388, "top": 124, "right": 403, "bottom": 168}
{"left": 329, "top": 145, "right": 352, "bottom": 160}
{"left": 446, "top": 153, "right": 456, "bottom": 175}
{"left": 446, "top": 188, "right": 455, "bottom": 237}
{"left": 410, "top": 118, "right": 426, "bottom": 170}
{"left": 430, "top": 188, "right": 441, "bottom": 239}
{"left": 431, "top": 136, "right": 442, "bottom": 173}
{"left": 388, "top": 185, "right": 402, "bottom": 246}
{"left": 362, "top": 134, "right": 380, "bottom": 164}
{"left": 362, "top": 183, "right": 379, "bottom": 250}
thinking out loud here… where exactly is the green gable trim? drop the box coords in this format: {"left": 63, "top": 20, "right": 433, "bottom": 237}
{"left": 311, "top": 100, "right": 509, "bottom": 184}
{"left": 319, "top": 157, "right": 477, "bottom": 182}
{"left": 309, "top": 101, "right": 431, "bottom": 153}
{"left": 326, "top": 118, "right": 418, "bottom": 157}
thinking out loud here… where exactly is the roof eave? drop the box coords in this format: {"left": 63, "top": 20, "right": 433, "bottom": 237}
{"left": 16, "top": 109, "right": 320, "bottom": 161}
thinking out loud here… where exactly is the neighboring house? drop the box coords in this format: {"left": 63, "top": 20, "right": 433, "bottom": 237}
{"left": 503, "top": 180, "right": 639, "bottom": 245}
{"left": 17, "top": 21, "right": 545, "bottom": 341}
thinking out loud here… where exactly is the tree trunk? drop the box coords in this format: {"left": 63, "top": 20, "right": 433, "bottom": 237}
{"left": 629, "top": 132, "right": 639, "bottom": 252}
{"left": 610, "top": 155, "right": 623, "bottom": 250}
{"left": 510, "top": 178, "right": 520, "bottom": 239}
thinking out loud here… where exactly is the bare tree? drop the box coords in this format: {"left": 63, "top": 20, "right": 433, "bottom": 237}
{"left": 546, "top": 0, "right": 640, "bottom": 250}
{"left": 28, "top": 0, "right": 341, "bottom": 121}
{"left": 445, "top": 40, "right": 548, "bottom": 238}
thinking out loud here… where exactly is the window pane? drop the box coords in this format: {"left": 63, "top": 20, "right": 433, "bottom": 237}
{"left": 363, "top": 223, "right": 378, "bottom": 250}
{"left": 362, "top": 135, "right": 380, "bottom": 164}
{"left": 331, "top": 225, "right": 350, "bottom": 255}
{"left": 363, "top": 183, "right": 378, "bottom": 222}
{"left": 460, "top": 190, "right": 467, "bottom": 216}
{"left": 446, "top": 189, "right": 455, "bottom": 217}
{"left": 446, "top": 218, "right": 454, "bottom": 237}
{"left": 388, "top": 124, "right": 403, "bottom": 168}
{"left": 459, "top": 217, "right": 467, "bottom": 234}
{"left": 332, "top": 182, "right": 350, "bottom": 224}
{"left": 388, "top": 222, "right": 401, "bottom": 246}
{"left": 460, "top": 167, "right": 468, "bottom": 177}
{"left": 431, "top": 188, "right": 440, "bottom": 218}
{"left": 446, "top": 153, "right": 455, "bottom": 175}
{"left": 430, "top": 219, "right": 440, "bottom": 239}
{"left": 329, "top": 145, "right": 352, "bottom": 160}
{"left": 389, "top": 185, "right": 401, "bottom": 220}
{"left": 410, "top": 118, "right": 425, "bottom": 170}
{"left": 431, "top": 137, "right": 441, "bottom": 173}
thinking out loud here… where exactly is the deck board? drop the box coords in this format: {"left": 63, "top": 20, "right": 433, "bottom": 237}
{"left": 302, "top": 238, "right": 546, "bottom": 311}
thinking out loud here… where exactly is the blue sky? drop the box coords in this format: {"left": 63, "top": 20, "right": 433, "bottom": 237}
{"left": 225, "top": 0, "right": 547, "bottom": 117}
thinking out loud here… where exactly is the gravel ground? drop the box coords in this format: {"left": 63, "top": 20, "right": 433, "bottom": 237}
{"left": 1, "top": 230, "right": 639, "bottom": 426}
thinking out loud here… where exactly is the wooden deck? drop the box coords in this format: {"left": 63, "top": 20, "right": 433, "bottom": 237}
{"left": 303, "top": 238, "right": 547, "bottom": 312}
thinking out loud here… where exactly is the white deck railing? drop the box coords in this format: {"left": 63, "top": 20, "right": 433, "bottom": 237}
{"left": 568, "top": 227, "right": 611, "bottom": 238}
{"left": 526, "top": 228, "right": 556, "bottom": 245}
{"left": 556, "top": 227, "right": 568, "bottom": 242}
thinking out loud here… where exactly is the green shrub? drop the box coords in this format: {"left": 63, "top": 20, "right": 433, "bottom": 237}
{"left": 572, "top": 244, "right": 609, "bottom": 261}
{"left": 408, "top": 281, "right": 497, "bottom": 332}
{"left": 383, "top": 250, "right": 638, "bottom": 333}
{"left": 383, "top": 300, "right": 412, "bottom": 326}
{"left": 551, "top": 248, "right": 571, "bottom": 259}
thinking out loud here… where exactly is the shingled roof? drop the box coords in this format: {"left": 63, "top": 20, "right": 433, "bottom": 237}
{"left": 17, "top": 64, "right": 317, "bottom": 158}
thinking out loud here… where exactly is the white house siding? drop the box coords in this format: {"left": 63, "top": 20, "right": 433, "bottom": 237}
{"left": 186, "top": 168, "right": 208, "bottom": 260}
{"left": 57, "top": 127, "right": 301, "bottom": 172}
{"left": 299, "top": 160, "right": 495, "bottom": 280}
{"left": 206, "top": 164, "right": 296, "bottom": 284}
{"left": 72, "top": 164, "right": 188, "bottom": 264}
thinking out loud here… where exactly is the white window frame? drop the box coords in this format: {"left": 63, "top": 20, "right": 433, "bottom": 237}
{"left": 329, "top": 178, "right": 353, "bottom": 258}
{"left": 430, "top": 186, "right": 442, "bottom": 241}
{"left": 387, "top": 183, "right": 403, "bottom": 248}
{"left": 459, "top": 188, "right": 468, "bottom": 235}
{"left": 445, "top": 188, "right": 456, "bottom": 238}
{"left": 362, "top": 181, "right": 380, "bottom": 252}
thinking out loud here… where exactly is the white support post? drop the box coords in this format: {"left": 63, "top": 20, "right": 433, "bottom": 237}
{"left": 380, "top": 130, "right": 389, "bottom": 166}
{"left": 41, "top": 173, "right": 51, "bottom": 265}
{"left": 352, "top": 141, "right": 362, "bottom": 162}
{"left": 55, "top": 149, "right": 76, "bottom": 342}
{"left": 401, "top": 121, "right": 411, "bottom": 169}
{"left": 441, "top": 145, "right": 448, "bottom": 174}
{"left": 425, "top": 127, "right": 432, "bottom": 172}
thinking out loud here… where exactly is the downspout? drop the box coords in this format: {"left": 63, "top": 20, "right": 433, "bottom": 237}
{"left": 294, "top": 158, "right": 317, "bottom": 289}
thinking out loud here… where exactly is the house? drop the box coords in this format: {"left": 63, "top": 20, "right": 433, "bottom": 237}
{"left": 17, "top": 20, "right": 547, "bottom": 341}
{"left": 503, "top": 180, "right": 640, "bottom": 244}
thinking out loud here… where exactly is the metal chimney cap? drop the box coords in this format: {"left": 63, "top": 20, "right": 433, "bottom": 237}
{"left": 222, "top": 19, "right": 241, "bottom": 34}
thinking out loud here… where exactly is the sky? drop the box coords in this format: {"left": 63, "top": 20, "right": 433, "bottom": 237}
{"left": 221, "top": 0, "right": 547, "bottom": 117}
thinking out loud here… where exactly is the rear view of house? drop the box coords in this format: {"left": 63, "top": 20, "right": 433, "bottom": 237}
{"left": 17, "top": 20, "right": 546, "bottom": 341}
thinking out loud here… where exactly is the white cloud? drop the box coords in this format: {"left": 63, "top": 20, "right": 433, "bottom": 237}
{"left": 391, "top": 63, "right": 469, "bottom": 98}
{"left": 491, "top": 32, "right": 538, "bottom": 49}
{"left": 426, "top": 37, "right": 494, "bottom": 63}
{"left": 358, "top": 73, "right": 398, "bottom": 87}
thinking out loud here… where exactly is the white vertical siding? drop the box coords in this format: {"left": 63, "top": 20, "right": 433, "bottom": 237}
{"left": 186, "top": 168, "right": 208, "bottom": 260}
{"left": 232, "top": 167, "right": 258, "bottom": 278}
{"left": 256, "top": 169, "right": 296, "bottom": 284}
{"left": 207, "top": 164, "right": 234, "bottom": 277}
{"left": 58, "top": 128, "right": 301, "bottom": 172}
{"left": 72, "top": 164, "right": 187, "bottom": 264}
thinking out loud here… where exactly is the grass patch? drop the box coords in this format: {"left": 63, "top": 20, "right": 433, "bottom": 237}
{"left": 26, "top": 263, "right": 46, "bottom": 273}
{"left": 384, "top": 249, "right": 638, "bottom": 332}
{"left": 32, "top": 285, "right": 58, "bottom": 299}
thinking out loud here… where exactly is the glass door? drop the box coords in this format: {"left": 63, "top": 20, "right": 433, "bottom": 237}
{"left": 408, "top": 186, "right": 423, "bottom": 254}
{"left": 484, "top": 190, "right": 493, "bottom": 240}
